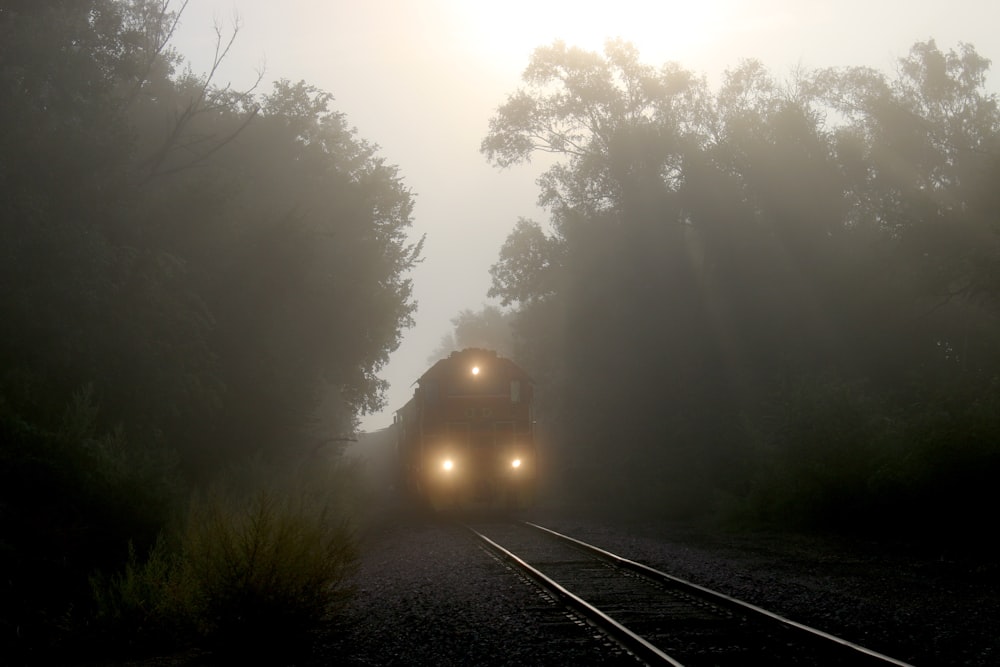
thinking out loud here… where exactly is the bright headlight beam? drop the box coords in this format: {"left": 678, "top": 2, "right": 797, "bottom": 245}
{"left": 442, "top": 459, "right": 454, "bottom": 471}
{"left": 471, "top": 366, "right": 480, "bottom": 376}
{"left": 511, "top": 458, "right": 521, "bottom": 468}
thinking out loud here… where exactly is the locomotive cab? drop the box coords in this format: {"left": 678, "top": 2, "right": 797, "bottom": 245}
{"left": 395, "top": 349, "right": 535, "bottom": 511}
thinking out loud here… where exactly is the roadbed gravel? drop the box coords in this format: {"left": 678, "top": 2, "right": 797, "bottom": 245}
{"left": 313, "top": 507, "right": 999, "bottom": 666}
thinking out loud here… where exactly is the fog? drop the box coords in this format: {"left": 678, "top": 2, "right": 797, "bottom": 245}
{"left": 169, "top": 1, "right": 1000, "bottom": 430}
{"left": 5, "top": 2, "right": 1000, "bottom": 660}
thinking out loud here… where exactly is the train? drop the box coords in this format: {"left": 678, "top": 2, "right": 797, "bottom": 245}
{"left": 394, "top": 348, "right": 536, "bottom": 511}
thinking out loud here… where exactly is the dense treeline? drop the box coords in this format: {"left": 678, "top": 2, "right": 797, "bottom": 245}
{"left": 1, "top": 0, "right": 419, "bottom": 659}
{"left": 484, "top": 40, "right": 1000, "bottom": 532}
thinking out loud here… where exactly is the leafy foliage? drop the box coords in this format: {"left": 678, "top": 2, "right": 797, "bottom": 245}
{"left": 1, "top": 0, "right": 418, "bottom": 658}
{"left": 429, "top": 305, "right": 516, "bottom": 362}
{"left": 0, "top": 386, "right": 182, "bottom": 660}
{"left": 88, "top": 462, "right": 358, "bottom": 659}
{"left": 484, "top": 39, "right": 1000, "bottom": 528}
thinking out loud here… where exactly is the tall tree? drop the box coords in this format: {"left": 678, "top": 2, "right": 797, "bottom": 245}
{"left": 814, "top": 40, "right": 1000, "bottom": 307}
{"left": 483, "top": 41, "right": 726, "bottom": 506}
{"left": 1, "top": 2, "right": 423, "bottom": 650}
{"left": 483, "top": 38, "right": 1000, "bottom": 517}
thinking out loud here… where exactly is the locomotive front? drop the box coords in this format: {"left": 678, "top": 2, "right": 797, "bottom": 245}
{"left": 395, "top": 349, "right": 535, "bottom": 511}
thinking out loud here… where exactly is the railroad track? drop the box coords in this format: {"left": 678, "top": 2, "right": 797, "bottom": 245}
{"left": 467, "top": 521, "right": 913, "bottom": 666}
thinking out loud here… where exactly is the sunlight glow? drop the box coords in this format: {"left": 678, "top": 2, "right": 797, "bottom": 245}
{"left": 452, "top": 0, "right": 745, "bottom": 69}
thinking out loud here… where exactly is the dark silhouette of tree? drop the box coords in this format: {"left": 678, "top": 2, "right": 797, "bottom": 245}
{"left": 428, "top": 305, "right": 516, "bottom": 363}
{"left": 484, "top": 38, "right": 1000, "bottom": 521}
{"left": 488, "top": 218, "right": 565, "bottom": 307}
{"left": 0, "top": 2, "right": 422, "bottom": 653}
{"left": 483, "top": 41, "right": 732, "bottom": 507}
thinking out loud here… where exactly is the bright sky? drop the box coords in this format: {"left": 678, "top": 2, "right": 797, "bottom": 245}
{"left": 170, "top": 0, "right": 1000, "bottom": 431}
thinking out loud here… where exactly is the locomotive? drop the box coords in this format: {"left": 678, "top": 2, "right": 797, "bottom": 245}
{"left": 394, "top": 348, "right": 535, "bottom": 510}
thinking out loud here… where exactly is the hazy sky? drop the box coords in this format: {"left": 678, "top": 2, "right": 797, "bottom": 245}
{"left": 170, "top": 1, "right": 1000, "bottom": 431}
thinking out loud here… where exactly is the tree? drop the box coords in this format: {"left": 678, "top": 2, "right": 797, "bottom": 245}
{"left": 1, "top": 2, "right": 423, "bottom": 654}
{"left": 483, "top": 41, "right": 727, "bottom": 507}
{"left": 488, "top": 218, "right": 564, "bottom": 307}
{"left": 813, "top": 40, "right": 1000, "bottom": 308}
{"left": 483, "top": 38, "right": 1000, "bottom": 518}
{"left": 428, "top": 306, "right": 515, "bottom": 362}
{"left": 483, "top": 39, "right": 710, "bottom": 230}
{"left": 180, "top": 78, "right": 423, "bottom": 467}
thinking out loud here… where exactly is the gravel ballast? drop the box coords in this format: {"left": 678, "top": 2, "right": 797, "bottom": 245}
{"left": 317, "top": 507, "right": 999, "bottom": 666}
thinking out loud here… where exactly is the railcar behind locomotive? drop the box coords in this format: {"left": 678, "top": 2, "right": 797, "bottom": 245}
{"left": 395, "top": 348, "right": 535, "bottom": 510}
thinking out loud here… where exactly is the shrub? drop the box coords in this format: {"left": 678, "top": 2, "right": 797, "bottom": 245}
{"left": 737, "top": 373, "right": 1000, "bottom": 541}
{"left": 0, "top": 384, "right": 183, "bottom": 661}
{"left": 88, "top": 538, "right": 190, "bottom": 652}
{"left": 180, "top": 484, "right": 357, "bottom": 651}
{"left": 89, "top": 461, "right": 359, "bottom": 659}
{"left": 741, "top": 375, "right": 900, "bottom": 529}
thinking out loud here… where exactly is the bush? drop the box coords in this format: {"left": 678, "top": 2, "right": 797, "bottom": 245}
{"left": 0, "top": 384, "right": 182, "bottom": 661}
{"left": 737, "top": 373, "right": 1000, "bottom": 541}
{"left": 89, "top": 461, "right": 359, "bottom": 659}
{"left": 867, "top": 379, "right": 1000, "bottom": 540}
{"left": 741, "top": 376, "right": 901, "bottom": 529}
{"left": 88, "top": 538, "right": 188, "bottom": 652}
{"left": 182, "top": 486, "right": 357, "bottom": 650}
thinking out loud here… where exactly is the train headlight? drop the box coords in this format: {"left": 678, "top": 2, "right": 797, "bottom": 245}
{"left": 471, "top": 365, "right": 480, "bottom": 376}
{"left": 442, "top": 458, "right": 455, "bottom": 472}
{"left": 511, "top": 458, "right": 522, "bottom": 469}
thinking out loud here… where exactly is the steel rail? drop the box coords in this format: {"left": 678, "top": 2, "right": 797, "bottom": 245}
{"left": 467, "top": 525, "right": 685, "bottom": 667}
{"left": 523, "top": 521, "right": 914, "bottom": 667}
